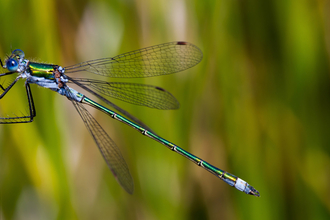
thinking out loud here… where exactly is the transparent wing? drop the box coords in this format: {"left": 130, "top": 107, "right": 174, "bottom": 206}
{"left": 66, "top": 76, "right": 157, "bottom": 134}
{"left": 64, "top": 41, "right": 203, "bottom": 78}
{"left": 71, "top": 95, "right": 134, "bottom": 194}
{"left": 70, "top": 78, "right": 179, "bottom": 110}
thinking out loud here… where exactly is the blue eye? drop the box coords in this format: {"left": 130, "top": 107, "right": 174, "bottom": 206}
{"left": 6, "top": 58, "right": 19, "bottom": 72}
{"left": 12, "top": 49, "right": 25, "bottom": 59}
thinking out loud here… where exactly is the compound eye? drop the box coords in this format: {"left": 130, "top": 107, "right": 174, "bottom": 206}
{"left": 6, "top": 58, "right": 19, "bottom": 72}
{"left": 12, "top": 49, "right": 25, "bottom": 59}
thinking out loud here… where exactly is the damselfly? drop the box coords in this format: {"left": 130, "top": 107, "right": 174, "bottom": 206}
{"left": 0, "top": 42, "right": 259, "bottom": 196}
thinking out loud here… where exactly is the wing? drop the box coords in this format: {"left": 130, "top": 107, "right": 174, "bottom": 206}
{"left": 64, "top": 41, "right": 203, "bottom": 78}
{"left": 71, "top": 97, "right": 134, "bottom": 194}
{"left": 70, "top": 78, "right": 179, "bottom": 110}
{"left": 66, "top": 76, "right": 157, "bottom": 133}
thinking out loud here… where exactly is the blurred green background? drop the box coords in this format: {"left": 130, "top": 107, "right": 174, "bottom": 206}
{"left": 1, "top": 0, "right": 330, "bottom": 219}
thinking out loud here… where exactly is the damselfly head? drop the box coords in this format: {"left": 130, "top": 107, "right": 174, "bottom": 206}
{"left": 3, "top": 49, "right": 25, "bottom": 72}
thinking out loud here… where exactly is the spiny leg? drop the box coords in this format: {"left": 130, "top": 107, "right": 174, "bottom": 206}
{"left": 25, "top": 82, "right": 36, "bottom": 120}
{"left": 0, "top": 75, "right": 20, "bottom": 99}
{"left": 0, "top": 82, "right": 36, "bottom": 124}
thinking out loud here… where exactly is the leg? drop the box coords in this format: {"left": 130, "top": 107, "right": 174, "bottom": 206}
{"left": 25, "top": 82, "right": 36, "bottom": 119}
{"left": 0, "top": 82, "right": 36, "bottom": 124}
{"left": 0, "top": 75, "right": 21, "bottom": 99}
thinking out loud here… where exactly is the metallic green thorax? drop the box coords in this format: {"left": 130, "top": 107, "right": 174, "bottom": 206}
{"left": 29, "top": 62, "right": 55, "bottom": 79}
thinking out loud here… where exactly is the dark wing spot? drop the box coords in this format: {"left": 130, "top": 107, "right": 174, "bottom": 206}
{"left": 155, "top": 86, "right": 165, "bottom": 91}
{"left": 176, "top": 41, "right": 187, "bottom": 45}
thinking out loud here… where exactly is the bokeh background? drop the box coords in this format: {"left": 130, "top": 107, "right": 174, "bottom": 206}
{"left": 1, "top": 0, "right": 330, "bottom": 219}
